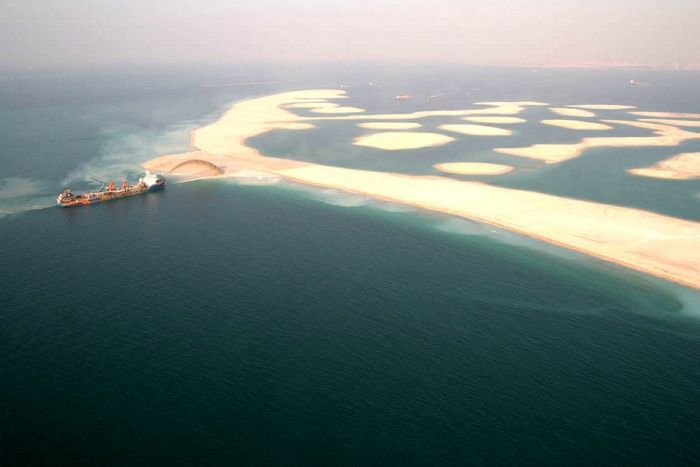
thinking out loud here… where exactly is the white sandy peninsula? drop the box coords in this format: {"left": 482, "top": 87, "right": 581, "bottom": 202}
{"left": 143, "top": 89, "right": 700, "bottom": 290}
{"left": 628, "top": 152, "right": 700, "bottom": 180}
{"left": 434, "top": 162, "right": 514, "bottom": 175}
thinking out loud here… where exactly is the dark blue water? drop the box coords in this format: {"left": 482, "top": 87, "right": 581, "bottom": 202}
{"left": 1, "top": 66, "right": 699, "bottom": 465}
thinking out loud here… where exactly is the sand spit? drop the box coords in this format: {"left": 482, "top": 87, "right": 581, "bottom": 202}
{"left": 541, "top": 119, "right": 613, "bottom": 131}
{"left": 638, "top": 119, "right": 700, "bottom": 128}
{"left": 496, "top": 120, "right": 700, "bottom": 164}
{"left": 143, "top": 89, "right": 700, "bottom": 289}
{"left": 567, "top": 104, "right": 636, "bottom": 110}
{"left": 353, "top": 132, "right": 455, "bottom": 150}
{"left": 549, "top": 107, "right": 596, "bottom": 118}
{"left": 358, "top": 122, "right": 423, "bottom": 130}
{"left": 630, "top": 111, "right": 700, "bottom": 119}
{"left": 628, "top": 152, "right": 700, "bottom": 180}
{"left": 463, "top": 117, "right": 526, "bottom": 124}
{"left": 434, "top": 162, "right": 514, "bottom": 175}
{"left": 439, "top": 124, "right": 512, "bottom": 136}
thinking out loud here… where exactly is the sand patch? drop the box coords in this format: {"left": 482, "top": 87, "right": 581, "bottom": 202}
{"left": 549, "top": 107, "right": 596, "bottom": 118}
{"left": 285, "top": 102, "right": 340, "bottom": 109}
{"left": 567, "top": 104, "right": 636, "bottom": 110}
{"left": 439, "top": 124, "right": 512, "bottom": 136}
{"left": 630, "top": 111, "right": 700, "bottom": 119}
{"left": 312, "top": 106, "right": 365, "bottom": 114}
{"left": 353, "top": 132, "right": 455, "bottom": 150}
{"left": 496, "top": 120, "right": 700, "bottom": 164}
{"left": 628, "top": 152, "right": 700, "bottom": 180}
{"left": 435, "top": 162, "right": 514, "bottom": 175}
{"left": 358, "top": 122, "right": 423, "bottom": 130}
{"left": 462, "top": 117, "right": 526, "bottom": 124}
{"left": 541, "top": 119, "right": 613, "bottom": 131}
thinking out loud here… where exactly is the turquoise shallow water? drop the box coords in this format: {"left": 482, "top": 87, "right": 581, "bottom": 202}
{"left": 1, "top": 66, "right": 699, "bottom": 465}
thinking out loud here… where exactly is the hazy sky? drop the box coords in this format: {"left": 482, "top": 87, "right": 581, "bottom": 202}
{"left": 3, "top": 0, "right": 699, "bottom": 68}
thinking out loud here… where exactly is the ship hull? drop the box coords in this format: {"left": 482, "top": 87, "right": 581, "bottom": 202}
{"left": 57, "top": 176, "right": 165, "bottom": 208}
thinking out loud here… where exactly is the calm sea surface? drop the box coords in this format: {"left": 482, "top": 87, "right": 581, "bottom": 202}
{"left": 1, "top": 65, "right": 699, "bottom": 465}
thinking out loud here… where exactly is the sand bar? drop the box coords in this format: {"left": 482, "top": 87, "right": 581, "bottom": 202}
{"left": 358, "top": 122, "right": 422, "bottom": 130}
{"left": 628, "top": 152, "right": 700, "bottom": 180}
{"left": 463, "top": 117, "right": 526, "bottom": 124}
{"left": 435, "top": 162, "right": 514, "bottom": 175}
{"left": 541, "top": 119, "right": 613, "bottom": 131}
{"left": 353, "top": 132, "right": 455, "bottom": 150}
{"left": 630, "top": 111, "right": 700, "bottom": 119}
{"left": 567, "top": 104, "right": 636, "bottom": 110}
{"left": 439, "top": 124, "right": 512, "bottom": 136}
{"left": 143, "top": 89, "right": 700, "bottom": 289}
{"left": 496, "top": 120, "right": 700, "bottom": 163}
{"left": 549, "top": 107, "right": 596, "bottom": 118}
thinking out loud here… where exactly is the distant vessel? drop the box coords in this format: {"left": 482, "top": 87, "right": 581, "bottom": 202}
{"left": 394, "top": 95, "right": 411, "bottom": 101}
{"left": 56, "top": 172, "right": 165, "bottom": 208}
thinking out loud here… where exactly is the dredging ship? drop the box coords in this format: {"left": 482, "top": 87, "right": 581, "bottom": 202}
{"left": 56, "top": 172, "right": 165, "bottom": 208}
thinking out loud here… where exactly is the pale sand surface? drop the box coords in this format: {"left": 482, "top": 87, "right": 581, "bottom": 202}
{"left": 628, "top": 152, "right": 700, "bottom": 180}
{"left": 285, "top": 102, "right": 340, "bottom": 109}
{"left": 638, "top": 119, "right": 700, "bottom": 128}
{"left": 143, "top": 89, "right": 700, "bottom": 289}
{"left": 358, "top": 122, "right": 423, "bottom": 130}
{"left": 434, "top": 162, "right": 514, "bottom": 175}
{"left": 353, "top": 132, "right": 455, "bottom": 150}
{"left": 311, "top": 106, "right": 365, "bottom": 114}
{"left": 463, "top": 116, "right": 526, "bottom": 124}
{"left": 630, "top": 111, "right": 700, "bottom": 119}
{"left": 541, "top": 119, "right": 613, "bottom": 131}
{"left": 496, "top": 120, "right": 700, "bottom": 163}
{"left": 567, "top": 104, "right": 636, "bottom": 110}
{"left": 475, "top": 101, "right": 549, "bottom": 106}
{"left": 549, "top": 107, "right": 596, "bottom": 118}
{"left": 439, "top": 124, "right": 512, "bottom": 136}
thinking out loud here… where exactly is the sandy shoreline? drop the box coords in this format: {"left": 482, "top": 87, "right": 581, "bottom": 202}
{"left": 143, "top": 89, "right": 700, "bottom": 290}
{"left": 549, "top": 107, "right": 596, "bottom": 118}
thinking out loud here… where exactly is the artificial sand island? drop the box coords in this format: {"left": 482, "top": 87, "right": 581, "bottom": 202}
{"left": 439, "top": 124, "right": 512, "bottom": 136}
{"left": 568, "top": 104, "right": 636, "bottom": 110}
{"left": 354, "top": 132, "right": 455, "bottom": 150}
{"left": 434, "top": 162, "right": 514, "bottom": 175}
{"left": 496, "top": 120, "right": 700, "bottom": 163}
{"left": 549, "top": 108, "right": 596, "bottom": 118}
{"left": 630, "top": 111, "right": 700, "bottom": 119}
{"left": 541, "top": 119, "right": 613, "bottom": 131}
{"left": 143, "top": 89, "right": 700, "bottom": 290}
{"left": 358, "top": 122, "right": 423, "bottom": 130}
{"left": 628, "top": 152, "right": 700, "bottom": 180}
{"left": 463, "top": 116, "right": 526, "bottom": 124}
